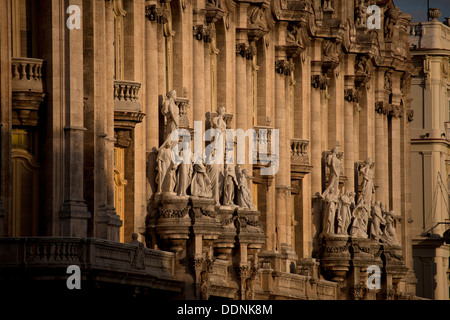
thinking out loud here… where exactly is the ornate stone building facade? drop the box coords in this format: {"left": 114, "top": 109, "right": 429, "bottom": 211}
{"left": 409, "top": 8, "right": 450, "bottom": 300}
{"left": 0, "top": 0, "right": 422, "bottom": 300}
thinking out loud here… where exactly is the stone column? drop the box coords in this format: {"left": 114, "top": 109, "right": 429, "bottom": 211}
{"left": 193, "top": 9, "right": 206, "bottom": 155}
{"left": 344, "top": 83, "right": 355, "bottom": 193}
{"left": 59, "top": 0, "right": 91, "bottom": 237}
{"left": 145, "top": 2, "right": 159, "bottom": 208}
{"left": 375, "top": 104, "right": 386, "bottom": 205}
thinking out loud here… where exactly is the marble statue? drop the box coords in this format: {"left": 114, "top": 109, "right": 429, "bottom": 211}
{"left": 322, "top": 187, "right": 339, "bottom": 235}
{"left": 191, "top": 162, "right": 213, "bottom": 198}
{"left": 358, "top": 158, "right": 375, "bottom": 209}
{"left": 322, "top": 146, "right": 342, "bottom": 198}
{"left": 337, "top": 191, "right": 355, "bottom": 235}
{"left": 236, "top": 166, "right": 255, "bottom": 210}
{"left": 207, "top": 161, "right": 224, "bottom": 205}
{"left": 161, "top": 90, "right": 180, "bottom": 140}
{"left": 176, "top": 150, "right": 193, "bottom": 197}
{"left": 212, "top": 106, "right": 227, "bottom": 134}
{"left": 156, "top": 139, "right": 178, "bottom": 194}
{"left": 369, "top": 201, "right": 385, "bottom": 241}
{"left": 223, "top": 164, "right": 238, "bottom": 206}
{"left": 380, "top": 211, "right": 399, "bottom": 246}
{"left": 350, "top": 199, "right": 370, "bottom": 238}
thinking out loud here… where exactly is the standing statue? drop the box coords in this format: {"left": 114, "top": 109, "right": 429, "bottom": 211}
{"left": 191, "top": 162, "right": 213, "bottom": 198}
{"left": 322, "top": 187, "right": 339, "bottom": 235}
{"left": 350, "top": 199, "right": 370, "bottom": 238}
{"left": 358, "top": 158, "right": 375, "bottom": 209}
{"left": 175, "top": 149, "right": 193, "bottom": 197}
{"left": 369, "top": 201, "right": 385, "bottom": 241}
{"left": 161, "top": 90, "right": 180, "bottom": 140}
{"left": 236, "top": 166, "right": 255, "bottom": 210}
{"left": 156, "top": 139, "right": 178, "bottom": 194}
{"left": 223, "top": 164, "right": 238, "bottom": 206}
{"left": 380, "top": 211, "right": 400, "bottom": 246}
{"left": 337, "top": 191, "right": 355, "bottom": 235}
{"left": 207, "top": 161, "right": 224, "bottom": 205}
{"left": 212, "top": 106, "right": 227, "bottom": 134}
{"left": 322, "top": 146, "right": 342, "bottom": 198}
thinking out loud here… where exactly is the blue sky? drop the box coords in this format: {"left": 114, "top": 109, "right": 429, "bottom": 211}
{"left": 394, "top": 0, "right": 450, "bottom": 22}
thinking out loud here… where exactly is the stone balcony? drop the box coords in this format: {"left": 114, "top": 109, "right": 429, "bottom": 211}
{"left": 0, "top": 237, "right": 183, "bottom": 298}
{"left": 113, "top": 80, "right": 145, "bottom": 148}
{"left": 253, "top": 125, "right": 275, "bottom": 185}
{"left": 11, "top": 57, "right": 45, "bottom": 126}
{"left": 290, "top": 138, "right": 312, "bottom": 180}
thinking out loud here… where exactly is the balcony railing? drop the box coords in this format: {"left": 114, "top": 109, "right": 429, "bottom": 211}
{"left": 114, "top": 80, "right": 141, "bottom": 112}
{"left": 291, "top": 138, "right": 309, "bottom": 165}
{"left": 11, "top": 57, "right": 44, "bottom": 92}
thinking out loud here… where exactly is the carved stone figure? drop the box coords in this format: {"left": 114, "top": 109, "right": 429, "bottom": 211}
{"left": 236, "top": 166, "right": 255, "bottom": 210}
{"left": 322, "top": 188, "right": 339, "bottom": 235}
{"left": 323, "top": 0, "right": 334, "bottom": 12}
{"left": 176, "top": 150, "right": 193, "bottom": 197}
{"left": 358, "top": 158, "right": 375, "bottom": 209}
{"left": 355, "top": 0, "right": 367, "bottom": 28}
{"left": 191, "top": 162, "right": 213, "bottom": 198}
{"left": 161, "top": 90, "right": 179, "bottom": 140}
{"left": 337, "top": 191, "right": 355, "bottom": 235}
{"left": 223, "top": 164, "right": 238, "bottom": 206}
{"left": 322, "top": 146, "right": 342, "bottom": 198}
{"left": 370, "top": 201, "right": 385, "bottom": 241}
{"left": 350, "top": 199, "right": 369, "bottom": 238}
{"left": 380, "top": 211, "right": 399, "bottom": 246}
{"left": 156, "top": 139, "right": 177, "bottom": 194}
{"left": 207, "top": 162, "right": 224, "bottom": 205}
{"left": 212, "top": 106, "right": 227, "bottom": 133}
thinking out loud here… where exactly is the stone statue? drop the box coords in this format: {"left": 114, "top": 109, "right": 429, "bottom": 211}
{"left": 156, "top": 139, "right": 178, "bottom": 194}
{"left": 350, "top": 199, "right": 370, "bottom": 238}
{"left": 236, "top": 166, "right": 255, "bottom": 210}
{"left": 176, "top": 150, "right": 193, "bottom": 197}
{"left": 207, "top": 161, "right": 224, "bottom": 205}
{"left": 322, "top": 146, "right": 342, "bottom": 198}
{"left": 355, "top": 0, "right": 367, "bottom": 27}
{"left": 322, "top": 187, "right": 339, "bottom": 235}
{"left": 223, "top": 164, "right": 238, "bottom": 206}
{"left": 380, "top": 211, "right": 399, "bottom": 246}
{"left": 358, "top": 158, "right": 375, "bottom": 209}
{"left": 337, "top": 191, "right": 355, "bottom": 235}
{"left": 190, "top": 162, "right": 213, "bottom": 198}
{"left": 369, "top": 201, "right": 385, "bottom": 241}
{"left": 161, "top": 90, "right": 180, "bottom": 140}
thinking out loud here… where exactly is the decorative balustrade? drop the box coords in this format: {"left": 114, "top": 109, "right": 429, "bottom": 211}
{"left": 11, "top": 57, "right": 44, "bottom": 92}
{"left": 254, "top": 125, "right": 273, "bottom": 156}
{"left": 291, "top": 138, "right": 309, "bottom": 165}
{"left": 0, "top": 237, "right": 176, "bottom": 279}
{"left": 114, "top": 80, "right": 141, "bottom": 111}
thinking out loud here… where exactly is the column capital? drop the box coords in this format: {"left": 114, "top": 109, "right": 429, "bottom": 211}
{"left": 275, "top": 59, "right": 294, "bottom": 76}
{"left": 311, "top": 74, "right": 328, "bottom": 90}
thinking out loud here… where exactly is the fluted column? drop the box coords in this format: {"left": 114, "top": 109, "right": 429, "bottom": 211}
{"left": 59, "top": 0, "right": 91, "bottom": 237}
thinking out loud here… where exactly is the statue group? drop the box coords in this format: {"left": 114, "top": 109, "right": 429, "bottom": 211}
{"left": 156, "top": 92, "right": 255, "bottom": 210}
{"left": 321, "top": 146, "right": 399, "bottom": 246}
